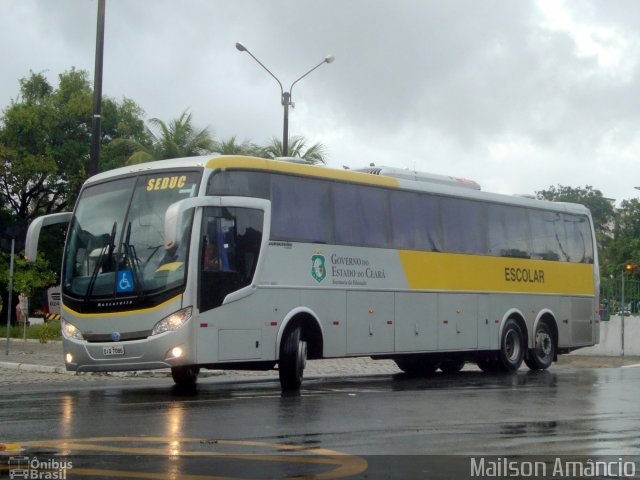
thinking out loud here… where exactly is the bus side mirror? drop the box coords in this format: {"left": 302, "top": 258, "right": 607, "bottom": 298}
{"left": 25, "top": 212, "right": 73, "bottom": 263}
{"left": 164, "top": 196, "right": 271, "bottom": 250}
{"left": 164, "top": 197, "right": 220, "bottom": 250}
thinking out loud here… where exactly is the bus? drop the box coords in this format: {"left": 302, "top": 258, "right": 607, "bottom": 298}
{"left": 25, "top": 155, "right": 600, "bottom": 390}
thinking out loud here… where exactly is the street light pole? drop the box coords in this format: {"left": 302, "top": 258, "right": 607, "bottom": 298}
{"left": 235, "top": 42, "right": 334, "bottom": 157}
{"left": 621, "top": 268, "right": 626, "bottom": 357}
{"left": 89, "top": 0, "right": 106, "bottom": 177}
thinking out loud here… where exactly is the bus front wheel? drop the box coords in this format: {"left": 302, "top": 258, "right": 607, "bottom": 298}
{"left": 171, "top": 365, "right": 200, "bottom": 387}
{"left": 524, "top": 321, "right": 555, "bottom": 370}
{"left": 279, "top": 327, "right": 307, "bottom": 391}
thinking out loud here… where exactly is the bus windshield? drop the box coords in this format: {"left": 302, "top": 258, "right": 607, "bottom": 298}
{"left": 62, "top": 171, "right": 201, "bottom": 302}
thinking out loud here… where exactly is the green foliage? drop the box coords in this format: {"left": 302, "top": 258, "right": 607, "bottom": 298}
{"left": 0, "top": 251, "right": 56, "bottom": 297}
{"left": 258, "top": 136, "right": 328, "bottom": 164}
{"left": 0, "top": 250, "right": 56, "bottom": 326}
{"left": 0, "top": 320, "right": 61, "bottom": 342}
{"left": 0, "top": 69, "right": 148, "bottom": 221}
{"left": 125, "top": 110, "right": 214, "bottom": 164}
{"left": 606, "top": 198, "right": 640, "bottom": 277}
{"left": 214, "top": 136, "right": 261, "bottom": 156}
{"left": 38, "top": 321, "right": 53, "bottom": 343}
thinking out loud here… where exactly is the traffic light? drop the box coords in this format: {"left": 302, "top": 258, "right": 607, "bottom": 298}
{"left": 626, "top": 264, "right": 638, "bottom": 271}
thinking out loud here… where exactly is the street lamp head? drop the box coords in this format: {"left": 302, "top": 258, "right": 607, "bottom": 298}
{"left": 235, "top": 42, "right": 247, "bottom": 52}
{"left": 324, "top": 54, "right": 335, "bottom": 64}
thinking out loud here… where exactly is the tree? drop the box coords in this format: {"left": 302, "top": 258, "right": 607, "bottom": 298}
{"left": 125, "top": 110, "right": 214, "bottom": 164}
{"left": 605, "top": 198, "right": 640, "bottom": 277}
{"left": 258, "top": 136, "right": 328, "bottom": 164}
{"left": 0, "top": 251, "right": 56, "bottom": 325}
{"left": 214, "top": 136, "right": 260, "bottom": 156}
{"left": 0, "top": 69, "right": 148, "bottom": 221}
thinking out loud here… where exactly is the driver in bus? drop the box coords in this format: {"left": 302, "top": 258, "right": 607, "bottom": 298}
{"left": 203, "top": 242, "right": 221, "bottom": 271}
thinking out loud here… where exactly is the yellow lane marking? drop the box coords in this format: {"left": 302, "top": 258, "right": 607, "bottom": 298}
{"left": 9, "top": 437, "right": 368, "bottom": 480}
{"left": 0, "top": 443, "right": 21, "bottom": 452}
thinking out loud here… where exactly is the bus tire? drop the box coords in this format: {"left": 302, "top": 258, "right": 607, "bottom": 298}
{"left": 498, "top": 318, "right": 525, "bottom": 372}
{"left": 279, "top": 326, "right": 307, "bottom": 391}
{"left": 524, "top": 321, "right": 556, "bottom": 370}
{"left": 440, "top": 358, "right": 465, "bottom": 374}
{"left": 171, "top": 365, "right": 200, "bottom": 387}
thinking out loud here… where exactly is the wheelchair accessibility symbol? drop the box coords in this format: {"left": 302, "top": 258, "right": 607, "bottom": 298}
{"left": 117, "top": 269, "right": 135, "bottom": 293}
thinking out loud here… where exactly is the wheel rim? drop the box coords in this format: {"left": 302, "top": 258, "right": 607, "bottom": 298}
{"left": 535, "top": 331, "right": 552, "bottom": 360}
{"left": 504, "top": 328, "right": 521, "bottom": 362}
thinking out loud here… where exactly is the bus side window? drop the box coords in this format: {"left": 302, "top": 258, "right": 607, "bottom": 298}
{"left": 199, "top": 207, "right": 263, "bottom": 313}
{"left": 441, "top": 197, "right": 488, "bottom": 255}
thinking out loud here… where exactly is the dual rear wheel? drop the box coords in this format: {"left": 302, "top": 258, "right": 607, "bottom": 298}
{"left": 476, "top": 318, "right": 556, "bottom": 373}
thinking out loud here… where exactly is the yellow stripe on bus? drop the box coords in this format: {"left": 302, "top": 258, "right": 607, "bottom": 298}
{"left": 62, "top": 295, "right": 182, "bottom": 318}
{"left": 398, "top": 250, "right": 595, "bottom": 296}
{"left": 205, "top": 156, "right": 400, "bottom": 188}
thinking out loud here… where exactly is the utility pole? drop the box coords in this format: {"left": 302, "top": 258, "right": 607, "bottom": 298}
{"left": 5, "top": 238, "right": 15, "bottom": 355}
{"left": 89, "top": 0, "right": 106, "bottom": 177}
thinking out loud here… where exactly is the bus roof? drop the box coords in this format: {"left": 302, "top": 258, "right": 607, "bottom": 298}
{"left": 85, "top": 155, "right": 214, "bottom": 185}
{"left": 84, "top": 155, "right": 591, "bottom": 217}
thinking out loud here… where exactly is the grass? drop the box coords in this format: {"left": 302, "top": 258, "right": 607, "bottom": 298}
{"left": 0, "top": 320, "right": 62, "bottom": 342}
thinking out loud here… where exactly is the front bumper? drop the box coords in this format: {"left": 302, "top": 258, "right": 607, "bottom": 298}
{"left": 63, "top": 324, "right": 194, "bottom": 372}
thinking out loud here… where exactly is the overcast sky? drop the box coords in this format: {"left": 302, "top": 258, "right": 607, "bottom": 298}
{"left": 1, "top": 1, "right": 639, "bottom": 205}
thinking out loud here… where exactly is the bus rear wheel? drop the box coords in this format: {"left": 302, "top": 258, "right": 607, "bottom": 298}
{"left": 498, "top": 319, "right": 525, "bottom": 372}
{"left": 525, "top": 321, "right": 556, "bottom": 370}
{"left": 171, "top": 365, "right": 200, "bottom": 387}
{"left": 279, "top": 326, "right": 307, "bottom": 391}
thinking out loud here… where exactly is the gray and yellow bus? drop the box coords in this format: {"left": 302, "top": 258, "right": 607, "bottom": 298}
{"left": 26, "top": 156, "right": 599, "bottom": 389}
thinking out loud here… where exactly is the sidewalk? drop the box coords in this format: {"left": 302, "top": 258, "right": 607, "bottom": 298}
{"left": 1, "top": 340, "right": 69, "bottom": 374}
{"left": 3, "top": 339, "right": 640, "bottom": 380}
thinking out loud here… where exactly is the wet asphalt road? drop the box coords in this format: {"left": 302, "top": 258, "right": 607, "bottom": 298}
{"left": 2, "top": 366, "right": 640, "bottom": 479}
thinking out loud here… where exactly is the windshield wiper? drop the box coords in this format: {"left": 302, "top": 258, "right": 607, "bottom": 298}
{"left": 84, "top": 221, "right": 117, "bottom": 303}
{"left": 122, "top": 221, "right": 145, "bottom": 297}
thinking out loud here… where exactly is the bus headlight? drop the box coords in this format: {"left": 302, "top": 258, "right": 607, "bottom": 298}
{"left": 62, "top": 320, "right": 84, "bottom": 340}
{"left": 151, "top": 307, "right": 192, "bottom": 336}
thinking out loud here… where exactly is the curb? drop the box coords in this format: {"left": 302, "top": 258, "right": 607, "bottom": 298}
{"left": 0, "top": 361, "right": 225, "bottom": 378}
{"left": 0, "top": 361, "right": 72, "bottom": 375}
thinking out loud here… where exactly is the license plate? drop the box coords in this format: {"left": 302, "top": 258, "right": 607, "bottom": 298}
{"left": 103, "top": 345, "right": 125, "bottom": 356}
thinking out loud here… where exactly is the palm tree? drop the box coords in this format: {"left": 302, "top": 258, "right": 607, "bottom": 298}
{"left": 214, "top": 136, "right": 260, "bottom": 156}
{"left": 259, "top": 136, "right": 328, "bottom": 165}
{"left": 125, "top": 110, "right": 215, "bottom": 165}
